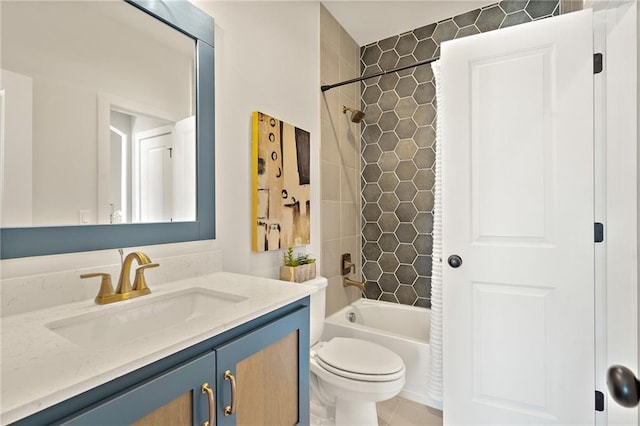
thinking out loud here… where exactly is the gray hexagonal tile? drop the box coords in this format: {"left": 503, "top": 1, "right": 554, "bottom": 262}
{"left": 363, "top": 203, "right": 382, "bottom": 222}
{"left": 378, "top": 73, "right": 399, "bottom": 91}
{"left": 500, "top": 0, "right": 527, "bottom": 14}
{"left": 362, "top": 183, "right": 382, "bottom": 203}
{"left": 395, "top": 55, "right": 418, "bottom": 77}
{"left": 414, "top": 276, "right": 431, "bottom": 298}
{"left": 526, "top": 0, "right": 557, "bottom": 19}
{"left": 395, "top": 119, "right": 417, "bottom": 140}
{"left": 363, "top": 242, "right": 382, "bottom": 261}
{"left": 363, "top": 85, "right": 382, "bottom": 105}
{"left": 414, "top": 212, "right": 433, "bottom": 233}
{"left": 379, "top": 50, "right": 399, "bottom": 70}
{"left": 378, "top": 212, "right": 399, "bottom": 233}
{"left": 379, "top": 273, "right": 400, "bottom": 293}
{"left": 379, "top": 191, "right": 400, "bottom": 212}
{"left": 476, "top": 6, "right": 506, "bottom": 32}
{"left": 378, "top": 232, "right": 400, "bottom": 252}
{"left": 362, "top": 44, "right": 382, "bottom": 66}
{"left": 364, "top": 281, "right": 382, "bottom": 300}
{"left": 414, "top": 147, "right": 435, "bottom": 169}
{"left": 432, "top": 19, "right": 458, "bottom": 45}
{"left": 363, "top": 261, "right": 383, "bottom": 281}
{"left": 379, "top": 172, "right": 400, "bottom": 192}
{"left": 396, "top": 284, "right": 418, "bottom": 305}
{"left": 380, "top": 292, "right": 399, "bottom": 303}
{"left": 396, "top": 264, "right": 417, "bottom": 285}
{"left": 378, "top": 35, "right": 398, "bottom": 51}
{"left": 396, "top": 97, "right": 418, "bottom": 119}
{"left": 379, "top": 91, "right": 399, "bottom": 111}
{"left": 396, "top": 33, "right": 418, "bottom": 56}
{"left": 379, "top": 131, "right": 400, "bottom": 152}
{"left": 454, "top": 9, "right": 481, "bottom": 27}
{"left": 456, "top": 25, "right": 480, "bottom": 38}
{"left": 363, "top": 64, "right": 383, "bottom": 77}
{"left": 396, "top": 223, "right": 417, "bottom": 243}
{"left": 379, "top": 253, "right": 399, "bottom": 273}
{"left": 502, "top": 11, "right": 532, "bottom": 28}
{"left": 396, "top": 140, "right": 418, "bottom": 160}
{"left": 414, "top": 23, "right": 436, "bottom": 40}
{"left": 414, "top": 104, "right": 436, "bottom": 126}
{"left": 395, "top": 243, "right": 418, "bottom": 264}
{"left": 414, "top": 191, "right": 435, "bottom": 212}
{"left": 363, "top": 104, "right": 383, "bottom": 125}
{"left": 413, "top": 64, "right": 433, "bottom": 84}
{"left": 362, "top": 222, "right": 382, "bottom": 241}
{"left": 414, "top": 82, "right": 436, "bottom": 104}
{"left": 379, "top": 151, "right": 400, "bottom": 172}
{"left": 362, "top": 163, "right": 382, "bottom": 183}
{"left": 414, "top": 126, "right": 436, "bottom": 148}
{"left": 414, "top": 298, "right": 431, "bottom": 308}
{"left": 363, "top": 144, "right": 382, "bottom": 164}
{"left": 363, "top": 124, "right": 382, "bottom": 145}
{"left": 413, "top": 255, "right": 433, "bottom": 276}
{"left": 395, "top": 202, "right": 418, "bottom": 222}
{"left": 395, "top": 160, "right": 418, "bottom": 180}
{"left": 379, "top": 111, "right": 400, "bottom": 132}
{"left": 414, "top": 169, "right": 435, "bottom": 191}
{"left": 414, "top": 234, "right": 433, "bottom": 255}
{"left": 396, "top": 181, "right": 418, "bottom": 202}
{"left": 395, "top": 76, "right": 418, "bottom": 98}
{"left": 414, "top": 38, "right": 437, "bottom": 61}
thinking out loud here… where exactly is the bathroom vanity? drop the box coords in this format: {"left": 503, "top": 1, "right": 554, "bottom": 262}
{"left": 2, "top": 272, "right": 313, "bottom": 425}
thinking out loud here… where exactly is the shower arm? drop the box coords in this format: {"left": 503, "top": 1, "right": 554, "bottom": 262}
{"left": 320, "top": 55, "right": 440, "bottom": 93}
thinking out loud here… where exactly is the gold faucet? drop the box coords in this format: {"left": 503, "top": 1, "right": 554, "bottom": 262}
{"left": 81, "top": 251, "right": 159, "bottom": 305}
{"left": 343, "top": 277, "right": 366, "bottom": 292}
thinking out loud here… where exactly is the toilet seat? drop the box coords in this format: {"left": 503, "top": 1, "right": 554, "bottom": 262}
{"left": 315, "top": 337, "right": 405, "bottom": 382}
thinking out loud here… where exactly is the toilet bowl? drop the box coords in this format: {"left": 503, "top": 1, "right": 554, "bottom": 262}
{"left": 306, "top": 277, "right": 406, "bottom": 425}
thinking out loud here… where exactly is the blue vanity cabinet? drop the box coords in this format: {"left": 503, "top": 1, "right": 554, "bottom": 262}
{"left": 58, "top": 351, "right": 217, "bottom": 425}
{"left": 12, "top": 299, "right": 310, "bottom": 426}
{"left": 215, "top": 305, "right": 310, "bottom": 426}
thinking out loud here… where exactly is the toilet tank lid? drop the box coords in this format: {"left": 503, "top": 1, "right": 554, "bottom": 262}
{"left": 301, "top": 276, "right": 328, "bottom": 292}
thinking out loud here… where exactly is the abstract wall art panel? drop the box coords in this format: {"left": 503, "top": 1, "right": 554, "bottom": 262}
{"left": 252, "top": 111, "right": 311, "bottom": 252}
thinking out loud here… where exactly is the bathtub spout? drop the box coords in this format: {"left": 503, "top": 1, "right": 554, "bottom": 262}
{"left": 343, "top": 277, "right": 366, "bottom": 292}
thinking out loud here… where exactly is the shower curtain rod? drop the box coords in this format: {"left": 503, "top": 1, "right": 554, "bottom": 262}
{"left": 320, "top": 55, "right": 440, "bottom": 92}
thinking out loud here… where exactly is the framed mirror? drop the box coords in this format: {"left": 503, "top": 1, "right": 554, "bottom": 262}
{"left": 0, "top": 0, "right": 215, "bottom": 259}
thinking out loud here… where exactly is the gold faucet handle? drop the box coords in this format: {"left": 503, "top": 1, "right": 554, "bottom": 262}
{"left": 80, "top": 272, "right": 115, "bottom": 302}
{"left": 133, "top": 263, "right": 159, "bottom": 293}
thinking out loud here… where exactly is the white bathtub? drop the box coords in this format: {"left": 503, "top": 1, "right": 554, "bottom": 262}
{"left": 322, "top": 298, "right": 435, "bottom": 407}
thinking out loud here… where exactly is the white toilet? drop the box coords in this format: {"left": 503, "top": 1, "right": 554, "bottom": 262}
{"left": 307, "top": 277, "right": 406, "bottom": 425}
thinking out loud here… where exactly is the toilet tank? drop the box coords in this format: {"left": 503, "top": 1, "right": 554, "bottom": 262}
{"left": 303, "top": 276, "right": 328, "bottom": 345}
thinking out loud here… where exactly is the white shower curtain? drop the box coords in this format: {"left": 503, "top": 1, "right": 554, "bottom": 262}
{"left": 426, "top": 60, "right": 443, "bottom": 409}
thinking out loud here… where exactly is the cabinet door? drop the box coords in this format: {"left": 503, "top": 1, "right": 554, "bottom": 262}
{"left": 58, "top": 351, "right": 217, "bottom": 426}
{"left": 216, "top": 307, "right": 309, "bottom": 426}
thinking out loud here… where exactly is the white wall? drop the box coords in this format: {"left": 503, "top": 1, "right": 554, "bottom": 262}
{"left": 192, "top": 0, "right": 321, "bottom": 278}
{"left": 1, "top": 1, "right": 321, "bottom": 284}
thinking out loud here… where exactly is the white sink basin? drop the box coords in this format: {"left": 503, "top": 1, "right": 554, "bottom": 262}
{"left": 45, "top": 288, "right": 247, "bottom": 349}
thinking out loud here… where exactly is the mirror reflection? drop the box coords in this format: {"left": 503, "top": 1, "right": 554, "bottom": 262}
{"left": 1, "top": 1, "right": 196, "bottom": 227}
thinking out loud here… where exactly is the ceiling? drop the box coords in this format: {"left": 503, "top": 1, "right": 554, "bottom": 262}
{"left": 321, "top": 0, "right": 497, "bottom": 46}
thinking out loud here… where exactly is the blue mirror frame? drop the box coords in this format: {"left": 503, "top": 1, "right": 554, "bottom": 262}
{"left": 0, "top": 0, "right": 215, "bottom": 259}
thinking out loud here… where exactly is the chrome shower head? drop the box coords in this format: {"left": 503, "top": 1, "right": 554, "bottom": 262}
{"left": 343, "top": 106, "right": 365, "bottom": 123}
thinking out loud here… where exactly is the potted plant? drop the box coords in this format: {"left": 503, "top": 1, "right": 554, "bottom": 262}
{"left": 280, "top": 247, "right": 316, "bottom": 283}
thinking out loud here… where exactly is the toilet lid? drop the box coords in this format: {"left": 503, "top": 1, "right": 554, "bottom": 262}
{"left": 316, "top": 337, "right": 405, "bottom": 382}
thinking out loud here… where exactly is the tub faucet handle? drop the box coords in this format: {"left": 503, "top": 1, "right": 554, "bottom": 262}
{"left": 341, "top": 253, "right": 356, "bottom": 275}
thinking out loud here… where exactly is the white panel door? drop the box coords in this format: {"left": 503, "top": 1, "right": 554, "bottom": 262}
{"left": 137, "top": 126, "right": 173, "bottom": 222}
{"left": 171, "top": 115, "right": 196, "bottom": 222}
{"left": 441, "top": 10, "right": 594, "bottom": 425}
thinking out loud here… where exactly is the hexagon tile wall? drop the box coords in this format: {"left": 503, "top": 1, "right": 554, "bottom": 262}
{"left": 359, "top": 0, "right": 560, "bottom": 307}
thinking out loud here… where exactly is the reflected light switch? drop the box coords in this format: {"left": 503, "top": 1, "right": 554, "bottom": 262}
{"left": 79, "top": 210, "right": 90, "bottom": 224}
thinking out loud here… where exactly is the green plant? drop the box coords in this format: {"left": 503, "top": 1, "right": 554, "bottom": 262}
{"left": 282, "top": 247, "right": 316, "bottom": 266}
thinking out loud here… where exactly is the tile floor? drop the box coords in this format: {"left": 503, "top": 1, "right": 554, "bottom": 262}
{"left": 377, "top": 396, "right": 443, "bottom": 426}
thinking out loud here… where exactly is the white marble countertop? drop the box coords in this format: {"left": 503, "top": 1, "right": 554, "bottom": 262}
{"left": 1, "top": 272, "right": 317, "bottom": 424}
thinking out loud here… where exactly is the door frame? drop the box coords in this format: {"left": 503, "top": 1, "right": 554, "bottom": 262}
{"left": 593, "top": 0, "right": 639, "bottom": 424}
